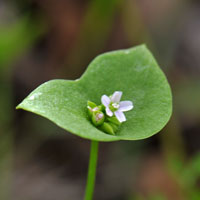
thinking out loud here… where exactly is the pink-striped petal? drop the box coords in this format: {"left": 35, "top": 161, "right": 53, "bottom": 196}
{"left": 111, "top": 91, "right": 122, "bottom": 103}
{"left": 101, "top": 95, "right": 110, "bottom": 107}
{"left": 119, "top": 101, "right": 133, "bottom": 112}
{"left": 106, "top": 107, "right": 113, "bottom": 117}
{"left": 114, "top": 110, "right": 126, "bottom": 123}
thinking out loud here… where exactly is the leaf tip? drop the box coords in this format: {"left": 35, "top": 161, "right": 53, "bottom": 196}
{"left": 15, "top": 104, "right": 22, "bottom": 110}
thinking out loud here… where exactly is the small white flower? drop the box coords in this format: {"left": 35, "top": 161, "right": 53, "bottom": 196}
{"left": 101, "top": 91, "right": 133, "bottom": 123}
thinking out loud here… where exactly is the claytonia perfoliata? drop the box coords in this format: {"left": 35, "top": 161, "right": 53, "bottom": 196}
{"left": 101, "top": 91, "right": 133, "bottom": 123}
{"left": 87, "top": 91, "right": 134, "bottom": 135}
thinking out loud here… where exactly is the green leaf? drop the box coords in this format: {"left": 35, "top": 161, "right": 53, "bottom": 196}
{"left": 16, "top": 45, "right": 172, "bottom": 142}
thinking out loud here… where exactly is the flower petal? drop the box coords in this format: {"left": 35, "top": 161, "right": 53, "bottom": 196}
{"left": 106, "top": 107, "right": 113, "bottom": 117}
{"left": 119, "top": 101, "right": 133, "bottom": 112}
{"left": 114, "top": 110, "right": 126, "bottom": 123}
{"left": 101, "top": 95, "right": 110, "bottom": 107}
{"left": 111, "top": 91, "right": 122, "bottom": 103}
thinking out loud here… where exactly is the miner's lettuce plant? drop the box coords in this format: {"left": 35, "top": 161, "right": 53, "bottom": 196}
{"left": 17, "top": 45, "right": 172, "bottom": 200}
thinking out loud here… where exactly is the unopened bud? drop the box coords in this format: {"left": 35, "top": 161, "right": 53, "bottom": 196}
{"left": 99, "top": 122, "right": 115, "bottom": 135}
{"left": 92, "top": 111, "right": 105, "bottom": 126}
{"left": 107, "top": 116, "right": 121, "bottom": 126}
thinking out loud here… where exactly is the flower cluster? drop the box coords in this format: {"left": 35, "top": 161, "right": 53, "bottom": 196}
{"left": 87, "top": 91, "right": 133, "bottom": 135}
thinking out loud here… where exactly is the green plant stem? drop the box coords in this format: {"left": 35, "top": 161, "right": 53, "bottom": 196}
{"left": 84, "top": 140, "right": 99, "bottom": 200}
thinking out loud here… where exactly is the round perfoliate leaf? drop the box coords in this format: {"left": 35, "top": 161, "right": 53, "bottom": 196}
{"left": 16, "top": 45, "right": 172, "bottom": 142}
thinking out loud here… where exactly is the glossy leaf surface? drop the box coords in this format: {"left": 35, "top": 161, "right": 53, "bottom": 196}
{"left": 17, "top": 45, "right": 172, "bottom": 141}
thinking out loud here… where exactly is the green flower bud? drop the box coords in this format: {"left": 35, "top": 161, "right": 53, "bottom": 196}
{"left": 108, "top": 122, "right": 119, "bottom": 132}
{"left": 87, "top": 101, "right": 97, "bottom": 108}
{"left": 91, "top": 111, "right": 105, "bottom": 126}
{"left": 107, "top": 116, "right": 121, "bottom": 126}
{"left": 87, "top": 106, "right": 93, "bottom": 118}
{"left": 87, "top": 101, "right": 101, "bottom": 118}
{"left": 87, "top": 101, "right": 119, "bottom": 135}
{"left": 99, "top": 122, "right": 115, "bottom": 135}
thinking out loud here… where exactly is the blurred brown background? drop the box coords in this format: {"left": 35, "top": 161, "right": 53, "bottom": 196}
{"left": 0, "top": 0, "right": 200, "bottom": 199}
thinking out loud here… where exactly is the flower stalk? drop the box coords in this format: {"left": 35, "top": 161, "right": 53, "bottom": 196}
{"left": 84, "top": 140, "right": 99, "bottom": 200}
